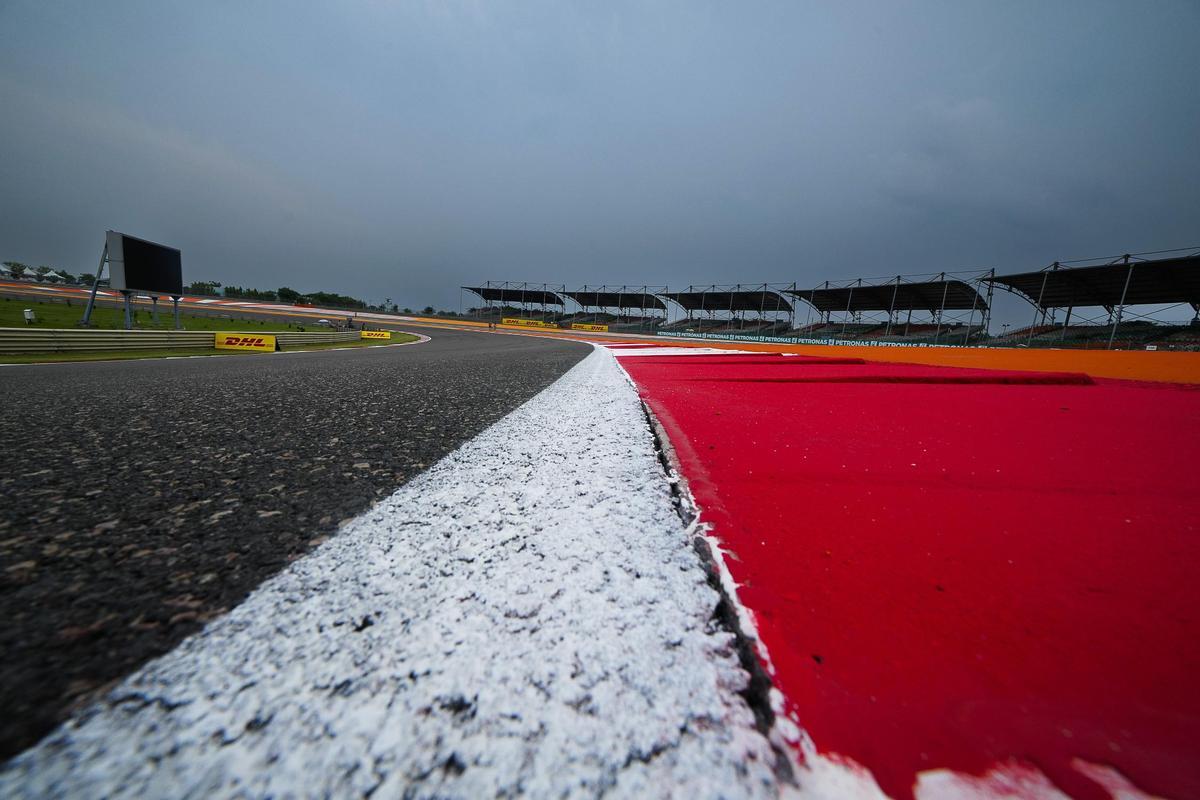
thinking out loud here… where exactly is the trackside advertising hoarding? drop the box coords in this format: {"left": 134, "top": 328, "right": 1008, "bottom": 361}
{"left": 502, "top": 317, "right": 557, "bottom": 329}
{"left": 215, "top": 333, "right": 276, "bottom": 352}
{"left": 658, "top": 330, "right": 959, "bottom": 348}
{"left": 571, "top": 323, "right": 609, "bottom": 332}
{"left": 361, "top": 330, "right": 392, "bottom": 340}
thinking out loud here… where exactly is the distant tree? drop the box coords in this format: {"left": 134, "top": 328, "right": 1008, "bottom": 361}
{"left": 422, "top": 306, "right": 435, "bottom": 315}
{"left": 4, "top": 262, "right": 29, "bottom": 279}
{"left": 187, "top": 281, "right": 222, "bottom": 295}
{"left": 305, "top": 290, "right": 366, "bottom": 309}
{"left": 403, "top": 307, "right": 412, "bottom": 314}
{"left": 56, "top": 270, "right": 76, "bottom": 283}
{"left": 78, "top": 272, "right": 96, "bottom": 285}
{"left": 34, "top": 266, "right": 52, "bottom": 278}
{"left": 277, "top": 286, "right": 302, "bottom": 303}
{"left": 224, "top": 285, "right": 277, "bottom": 301}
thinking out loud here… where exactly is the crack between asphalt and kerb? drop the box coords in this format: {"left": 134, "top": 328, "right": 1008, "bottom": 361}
{"left": 639, "top": 397, "right": 798, "bottom": 787}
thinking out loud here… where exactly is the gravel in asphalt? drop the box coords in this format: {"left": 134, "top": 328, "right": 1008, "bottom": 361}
{"left": 1, "top": 348, "right": 785, "bottom": 799}
{"left": 0, "top": 328, "right": 589, "bottom": 759}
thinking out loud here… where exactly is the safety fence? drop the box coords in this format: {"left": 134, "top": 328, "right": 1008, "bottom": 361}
{"left": 0, "top": 328, "right": 360, "bottom": 354}
{"left": 659, "top": 330, "right": 958, "bottom": 348}
{"left": 274, "top": 331, "right": 360, "bottom": 346}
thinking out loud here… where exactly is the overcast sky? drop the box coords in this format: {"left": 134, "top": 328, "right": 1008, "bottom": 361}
{"left": 1, "top": 1, "right": 1197, "bottom": 311}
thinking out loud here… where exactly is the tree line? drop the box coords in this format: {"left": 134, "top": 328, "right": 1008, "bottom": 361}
{"left": 3, "top": 261, "right": 458, "bottom": 316}
{"left": 185, "top": 281, "right": 374, "bottom": 309}
{"left": 2, "top": 261, "right": 95, "bottom": 284}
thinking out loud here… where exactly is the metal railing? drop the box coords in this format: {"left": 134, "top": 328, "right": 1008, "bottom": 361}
{"left": 0, "top": 328, "right": 361, "bottom": 354}
{"left": 274, "top": 331, "right": 359, "bottom": 347}
{"left": 0, "top": 328, "right": 212, "bottom": 353}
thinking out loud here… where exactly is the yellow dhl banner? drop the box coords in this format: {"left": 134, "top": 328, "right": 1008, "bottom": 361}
{"left": 361, "top": 330, "right": 392, "bottom": 340}
{"left": 502, "top": 317, "right": 557, "bottom": 329}
{"left": 215, "top": 332, "right": 276, "bottom": 352}
{"left": 571, "top": 323, "right": 609, "bottom": 332}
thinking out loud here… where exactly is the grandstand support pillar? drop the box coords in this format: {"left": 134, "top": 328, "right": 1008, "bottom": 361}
{"left": 758, "top": 284, "right": 766, "bottom": 339}
{"left": 171, "top": 296, "right": 181, "bottom": 329}
{"left": 1107, "top": 258, "right": 1135, "bottom": 350}
{"left": 842, "top": 281, "right": 858, "bottom": 339}
{"left": 1028, "top": 265, "right": 1053, "bottom": 345}
{"left": 963, "top": 284, "right": 980, "bottom": 345}
{"left": 933, "top": 274, "right": 949, "bottom": 344}
{"left": 1062, "top": 306, "right": 1073, "bottom": 340}
{"left": 885, "top": 276, "right": 900, "bottom": 335}
{"left": 981, "top": 270, "right": 995, "bottom": 337}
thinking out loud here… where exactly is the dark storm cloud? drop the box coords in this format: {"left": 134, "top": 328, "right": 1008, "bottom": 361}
{"left": 1, "top": 1, "right": 1197, "bottom": 311}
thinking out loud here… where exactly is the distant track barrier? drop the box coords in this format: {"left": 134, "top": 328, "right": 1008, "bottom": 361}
{"left": 502, "top": 317, "right": 557, "bottom": 329}
{"left": 215, "top": 333, "right": 277, "bottom": 352}
{"left": 273, "top": 331, "right": 359, "bottom": 347}
{"left": 0, "top": 328, "right": 361, "bottom": 354}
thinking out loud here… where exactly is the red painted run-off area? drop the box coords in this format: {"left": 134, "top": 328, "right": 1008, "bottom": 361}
{"left": 616, "top": 350, "right": 1200, "bottom": 800}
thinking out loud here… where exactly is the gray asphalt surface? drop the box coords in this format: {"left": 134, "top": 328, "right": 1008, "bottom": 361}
{"left": 0, "top": 327, "right": 589, "bottom": 759}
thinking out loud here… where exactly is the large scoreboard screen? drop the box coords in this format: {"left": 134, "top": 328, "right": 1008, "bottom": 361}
{"left": 106, "top": 231, "right": 183, "bottom": 296}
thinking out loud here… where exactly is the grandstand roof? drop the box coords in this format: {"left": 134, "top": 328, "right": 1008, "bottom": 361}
{"left": 987, "top": 255, "right": 1200, "bottom": 309}
{"left": 563, "top": 290, "right": 667, "bottom": 311}
{"left": 786, "top": 279, "right": 987, "bottom": 313}
{"left": 463, "top": 286, "right": 564, "bottom": 305}
{"left": 662, "top": 289, "right": 793, "bottom": 313}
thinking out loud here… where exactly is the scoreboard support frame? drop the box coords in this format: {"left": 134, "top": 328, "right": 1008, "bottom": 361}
{"left": 80, "top": 241, "right": 109, "bottom": 328}
{"left": 80, "top": 234, "right": 186, "bottom": 330}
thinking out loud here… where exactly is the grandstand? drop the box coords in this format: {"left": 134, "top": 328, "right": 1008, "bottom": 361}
{"left": 462, "top": 283, "right": 566, "bottom": 324}
{"left": 784, "top": 272, "right": 993, "bottom": 345}
{"left": 560, "top": 287, "right": 667, "bottom": 332}
{"left": 464, "top": 247, "right": 1199, "bottom": 348}
{"left": 660, "top": 286, "right": 794, "bottom": 334}
{"left": 985, "top": 251, "right": 1200, "bottom": 350}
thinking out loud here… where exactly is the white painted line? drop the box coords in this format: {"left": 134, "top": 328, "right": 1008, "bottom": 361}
{"left": 1, "top": 348, "right": 783, "bottom": 798}
{"left": 0, "top": 333, "right": 430, "bottom": 367}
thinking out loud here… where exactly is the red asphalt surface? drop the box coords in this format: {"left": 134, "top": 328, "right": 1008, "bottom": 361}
{"left": 615, "top": 348, "right": 1200, "bottom": 800}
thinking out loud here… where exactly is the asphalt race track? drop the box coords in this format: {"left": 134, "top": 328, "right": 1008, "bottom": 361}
{"left": 0, "top": 327, "right": 588, "bottom": 758}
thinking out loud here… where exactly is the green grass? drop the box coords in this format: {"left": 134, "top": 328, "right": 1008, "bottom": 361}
{"left": 0, "top": 333, "right": 420, "bottom": 363}
{"left": 0, "top": 298, "right": 314, "bottom": 332}
{"left": 0, "top": 348, "right": 247, "bottom": 364}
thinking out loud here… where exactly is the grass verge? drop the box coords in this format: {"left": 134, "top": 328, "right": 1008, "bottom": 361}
{"left": 0, "top": 334, "right": 419, "bottom": 364}
{"left": 0, "top": 298, "right": 319, "bottom": 332}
